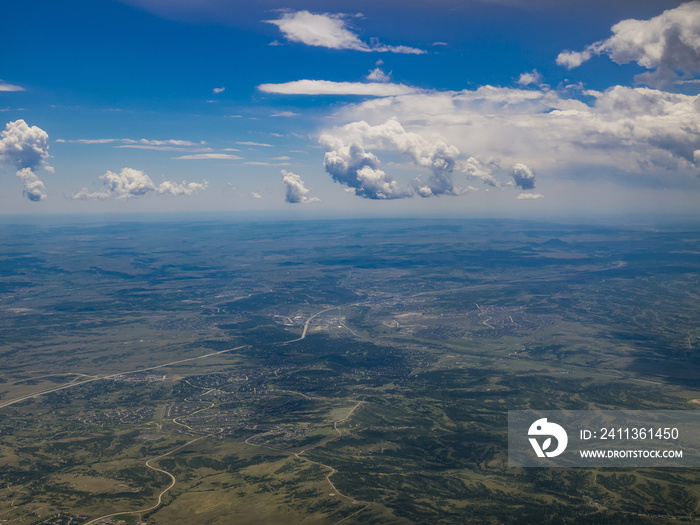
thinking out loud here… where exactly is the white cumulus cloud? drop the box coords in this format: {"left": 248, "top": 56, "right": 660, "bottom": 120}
{"left": 556, "top": 2, "right": 700, "bottom": 86}
{"left": 0, "top": 120, "right": 51, "bottom": 171}
{"left": 266, "top": 10, "right": 424, "bottom": 54}
{"left": 72, "top": 167, "right": 207, "bottom": 200}
{"left": 156, "top": 179, "right": 209, "bottom": 196}
{"left": 462, "top": 156, "right": 499, "bottom": 187}
{"left": 16, "top": 168, "right": 47, "bottom": 202}
{"left": 366, "top": 67, "right": 391, "bottom": 82}
{"left": 320, "top": 136, "right": 409, "bottom": 199}
{"left": 281, "top": 170, "right": 320, "bottom": 203}
{"left": 512, "top": 163, "right": 535, "bottom": 189}
{"left": 517, "top": 70, "right": 542, "bottom": 86}
{"left": 0, "top": 119, "right": 53, "bottom": 201}
{"left": 319, "top": 117, "right": 471, "bottom": 199}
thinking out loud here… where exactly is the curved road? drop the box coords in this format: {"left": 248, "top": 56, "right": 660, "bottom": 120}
{"left": 83, "top": 434, "right": 211, "bottom": 525}
{"left": 1, "top": 306, "right": 375, "bottom": 523}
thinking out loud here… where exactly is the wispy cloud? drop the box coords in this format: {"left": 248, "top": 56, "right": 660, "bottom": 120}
{"left": 517, "top": 193, "right": 543, "bottom": 200}
{"left": 55, "top": 137, "right": 212, "bottom": 152}
{"left": 0, "top": 80, "right": 25, "bottom": 92}
{"left": 270, "top": 111, "right": 299, "bottom": 117}
{"left": 56, "top": 138, "right": 117, "bottom": 144}
{"left": 266, "top": 10, "right": 425, "bottom": 54}
{"left": 118, "top": 145, "right": 212, "bottom": 152}
{"left": 258, "top": 80, "right": 420, "bottom": 96}
{"left": 236, "top": 141, "right": 273, "bottom": 147}
{"left": 138, "top": 139, "right": 201, "bottom": 146}
{"left": 57, "top": 137, "right": 204, "bottom": 147}
{"left": 173, "top": 153, "right": 242, "bottom": 160}
{"left": 213, "top": 87, "right": 225, "bottom": 93}
{"left": 244, "top": 161, "right": 290, "bottom": 166}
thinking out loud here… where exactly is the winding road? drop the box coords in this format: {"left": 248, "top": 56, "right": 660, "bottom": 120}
{"left": 0, "top": 307, "right": 375, "bottom": 523}
{"left": 83, "top": 434, "right": 211, "bottom": 525}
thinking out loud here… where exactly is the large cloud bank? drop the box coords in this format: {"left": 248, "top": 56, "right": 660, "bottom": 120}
{"left": 332, "top": 84, "right": 700, "bottom": 185}
{"left": 72, "top": 167, "right": 208, "bottom": 200}
{"left": 0, "top": 120, "right": 53, "bottom": 201}
{"left": 557, "top": 2, "right": 700, "bottom": 86}
{"left": 319, "top": 117, "right": 532, "bottom": 199}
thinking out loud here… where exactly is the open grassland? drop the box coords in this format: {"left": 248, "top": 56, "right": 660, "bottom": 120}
{"left": 0, "top": 219, "right": 699, "bottom": 523}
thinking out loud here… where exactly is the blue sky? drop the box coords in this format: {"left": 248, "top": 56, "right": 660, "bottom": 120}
{"left": 1, "top": 0, "right": 699, "bottom": 218}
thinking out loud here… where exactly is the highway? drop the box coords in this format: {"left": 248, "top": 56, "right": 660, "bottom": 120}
{"left": 0, "top": 345, "right": 248, "bottom": 409}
